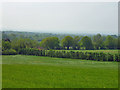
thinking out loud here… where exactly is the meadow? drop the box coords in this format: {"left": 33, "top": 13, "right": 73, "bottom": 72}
{"left": 55, "top": 50, "right": 119, "bottom": 55}
{"left": 2, "top": 55, "right": 118, "bottom": 88}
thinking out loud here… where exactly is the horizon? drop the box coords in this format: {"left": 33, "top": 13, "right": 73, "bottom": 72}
{"left": 1, "top": 30, "right": 118, "bottom": 36}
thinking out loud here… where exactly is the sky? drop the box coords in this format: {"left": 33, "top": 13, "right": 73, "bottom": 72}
{"left": 0, "top": 1, "right": 118, "bottom": 35}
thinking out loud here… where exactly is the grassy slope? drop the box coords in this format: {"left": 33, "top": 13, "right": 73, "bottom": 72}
{"left": 2, "top": 55, "right": 118, "bottom": 88}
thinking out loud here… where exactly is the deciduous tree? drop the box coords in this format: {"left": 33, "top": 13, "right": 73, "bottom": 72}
{"left": 80, "top": 36, "right": 93, "bottom": 50}
{"left": 40, "top": 37, "right": 60, "bottom": 49}
{"left": 61, "top": 36, "right": 73, "bottom": 50}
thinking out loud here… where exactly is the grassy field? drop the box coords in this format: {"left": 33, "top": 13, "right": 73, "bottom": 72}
{"left": 2, "top": 55, "right": 118, "bottom": 88}
{"left": 55, "top": 50, "right": 119, "bottom": 55}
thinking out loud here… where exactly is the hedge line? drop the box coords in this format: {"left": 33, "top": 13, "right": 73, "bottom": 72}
{"left": 2, "top": 49, "right": 17, "bottom": 55}
{"left": 19, "top": 48, "right": 120, "bottom": 62}
{"left": 19, "top": 48, "right": 45, "bottom": 56}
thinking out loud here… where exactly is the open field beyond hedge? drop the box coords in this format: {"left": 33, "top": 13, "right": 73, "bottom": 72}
{"left": 2, "top": 55, "right": 118, "bottom": 88}
{"left": 55, "top": 50, "right": 119, "bottom": 54}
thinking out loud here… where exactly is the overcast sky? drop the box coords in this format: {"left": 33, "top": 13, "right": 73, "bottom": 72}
{"left": 1, "top": 2, "right": 118, "bottom": 35}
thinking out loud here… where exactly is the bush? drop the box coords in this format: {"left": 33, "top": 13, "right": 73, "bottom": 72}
{"left": 2, "top": 49, "right": 17, "bottom": 55}
{"left": 19, "top": 48, "right": 45, "bottom": 56}
{"left": 74, "top": 52, "right": 80, "bottom": 59}
{"left": 90, "top": 52, "right": 96, "bottom": 60}
{"left": 99, "top": 52, "right": 107, "bottom": 61}
{"left": 79, "top": 52, "right": 86, "bottom": 59}
{"left": 63, "top": 51, "right": 70, "bottom": 58}
{"left": 95, "top": 52, "right": 102, "bottom": 61}
{"left": 115, "top": 54, "right": 120, "bottom": 62}
{"left": 10, "top": 48, "right": 119, "bottom": 62}
{"left": 107, "top": 53, "right": 114, "bottom": 61}
{"left": 70, "top": 51, "right": 75, "bottom": 59}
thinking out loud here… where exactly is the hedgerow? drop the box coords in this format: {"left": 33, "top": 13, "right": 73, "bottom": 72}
{"left": 13, "top": 48, "right": 120, "bottom": 62}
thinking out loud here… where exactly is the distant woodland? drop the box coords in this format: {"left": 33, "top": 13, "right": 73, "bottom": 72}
{"left": 1, "top": 31, "right": 120, "bottom": 53}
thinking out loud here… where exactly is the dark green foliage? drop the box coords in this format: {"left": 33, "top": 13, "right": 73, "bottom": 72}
{"left": 74, "top": 52, "right": 80, "bottom": 59}
{"left": 11, "top": 38, "right": 39, "bottom": 51}
{"left": 93, "top": 34, "right": 103, "bottom": 49}
{"left": 61, "top": 36, "right": 73, "bottom": 50}
{"left": 86, "top": 52, "right": 92, "bottom": 60}
{"left": 64, "top": 51, "right": 71, "bottom": 58}
{"left": 114, "top": 54, "right": 120, "bottom": 62}
{"left": 115, "top": 54, "right": 119, "bottom": 62}
{"left": 40, "top": 37, "right": 60, "bottom": 50}
{"left": 19, "top": 48, "right": 45, "bottom": 56}
{"left": 2, "top": 41, "right": 11, "bottom": 50}
{"left": 104, "top": 35, "right": 116, "bottom": 49}
{"left": 72, "top": 36, "right": 80, "bottom": 50}
{"left": 90, "top": 53, "right": 96, "bottom": 60}
{"left": 85, "top": 52, "right": 90, "bottom": 60}
{"left": 79, "top": 52, "right": 86, "bottom": 59}
{"left": 94, "top": 53, "right": 100, "bottom": 61}
{"left": 69, "top": 51, "right": 74, "bottom": 58}
{"left": 107, "top": 53, "right": 114, "bottom": 61}
{"left": 57, "top": 51, "right": 64, "bottom": 58}
{"left": 80, "top": 36, "right": 94, "bottom": 50}
{"left": 118, "top": 54, "right": 120, "bottom": 62}
{"left": 2, "top": 49, "right": 17, "bottom": 55}
{"left": 2, "top": 46, "right": 119, "bottom": 62}
{"left": 99, "top": 52, "right": 107, "bottom": 61}
{"left": 48, "top": 50, "right": 56, "bottom": 57}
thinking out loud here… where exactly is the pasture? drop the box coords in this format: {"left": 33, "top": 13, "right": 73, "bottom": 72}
{"left": 2, "top": 55, "right": 118, "bottom": 88}
{"left": 55, "top": 50, "right": 119, "bottom": 55}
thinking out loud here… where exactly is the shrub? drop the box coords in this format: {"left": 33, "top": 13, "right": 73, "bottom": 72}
{"left": 99, "top": 52, "right": 107, "bottom": 61}
{"left": 107, "top": 53, "right": 114, "bottom": 61}
{"left": 95, "top": 53, "right": 100, "bottom": 61}
{"left": 19, "top": 48, "right": 45, "bottom": 56}
{"left": 69, "top": 51, "right": 75, "bottom": 59}
{"left": 57, "top": 51, "right": 64, "bottom": 58}
{"left": 13, "top": 48, "right": 120, "bottom": 62}
{"left": 115, "top": 54, "right": 118, "bottom": 62}
{"left": 2, "top": 49, "right": 17, "bottom": 55}
{"left": 90, "top": 52, "right": 96, "bottom": 60}
{"left": 75, "top": 52, "right": 80, "bottom": 59}
{"left": 79, "top": 52, "right": 86, "bottom": 59}
{"left": 64, "top": 51, "right": 71, "bottom": 58}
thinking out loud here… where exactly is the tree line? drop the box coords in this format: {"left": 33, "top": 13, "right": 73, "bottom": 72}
{"left": 2, "top": 33, "right": 120, "bottom": 62}
{"left": 2, "top": 34, "right": 120, "bottom": 54}
{"left": 40, "top": 34, "right": 119, "bottom": 50}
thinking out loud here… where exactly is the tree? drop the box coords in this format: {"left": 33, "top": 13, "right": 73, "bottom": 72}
{"left": 61, "top": 36, "right": 73, "bottom": 50}
{"left": 72, "top": 36, "right": 80, "bottom": 50}
{"left": 80, "top": 36, "right": 93, "bottom": 50}
{"left": 11, "top": 38, "right": 38, "bottom": 51}
{"left": 104, "top": 35, "right": 116, "bottom": 49}
{"left": 93, "top": 34, "right": 103, "bottom": 49}
{"left": 2, "top": 40, "right": 11, "bottom": 50}
{"left": 40, "top": 37, "right": 60, "bottom": 49}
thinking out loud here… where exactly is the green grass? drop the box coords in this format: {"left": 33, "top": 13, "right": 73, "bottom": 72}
{"left": 55, "top": 50, "right": 119, "bottom": 55}
{"left": 2, "top": 55, "right": 118, "bottom": 88}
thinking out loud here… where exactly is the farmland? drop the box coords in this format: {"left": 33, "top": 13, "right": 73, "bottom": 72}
{"left": 55, "top": 50, "right": 119, "bottom": 55}
{"left": 1, "top": 2, "right": 119, "bottom": 88}
{"left": 2, "top": 55, "right": 118, "bottom": 88}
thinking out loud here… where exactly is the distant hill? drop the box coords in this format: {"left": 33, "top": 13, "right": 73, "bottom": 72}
{"left": 1, "top": 31, "right": 118, "bottom": 41}
{"left": 1, "top": 31, "right": 85, "bottom": 41}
